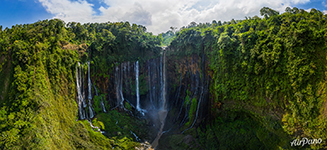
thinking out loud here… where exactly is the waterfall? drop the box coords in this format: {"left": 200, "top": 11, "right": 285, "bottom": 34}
{"left": 82, "top": 63, "right": 87, "bottom": 119}
{"left": 100, "top": 100, "right": 106, "bottom": 113}
{"left": 93, "top": 83, "right": 98, "bottom": 97}
{"left": 148, "top": 60, "right": 154, "bottom": 109}
{"left": 88, "top": 61, "right": 94, "bottom": 118}
{"left": 124, "top": 62, "right": 129, "bottom": 101}
{"left": 151, "top": 48, "right": 167, "bottom": 149}
{"left": 158, "top": 58, "right": 161, "bottom": 108}
{"left": 82, "top": 66, "right": 87, "bottom": 109}
{"left": 93, "top": 83, "right": 106, "bottom": 113}
{"left": 87, "top": 120, "right": 105, "bottom": 134}
{"left": 136, "top": 61, "right": 140, "bottom": 112}
{"left": 120, "top": 63, "right": 125, "bottom": 106}
{"left": 150, "top": 59, "right": 155, "bottom": 109}
{"left": 115, "top": 63, "right": 125, "bottom": 109}
{"left": 76, "top": 62, "right": 85, "bottom": 120}
{"left": 146, "top": 57, "right": 167, "bottom": 110}
{"left": 76, "top": 62, "right": 96, "bottom": 119}
{"left": 163, "top": 51, "right": 166, "bottom": 110}
{"left": 88, "top": 61, "right": 92, "bottom": 100}
{"left": 130, "top": 130, "right": 141, "bottom": 142}
{"left": 160, "top": 56, "right": 163, "bottom": 108}
{"left": 156, "top": 59, "right": 159, "bottom": 108}
{"left": 135, "top": 61, "right": 146, "bottom": 115}
{"left": 115, "top": 65, "right": 120, "bottom": 108}
{"left": 76, "top": 63, "right": 81, "bottom": 119}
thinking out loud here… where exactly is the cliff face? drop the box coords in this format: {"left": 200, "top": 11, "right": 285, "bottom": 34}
{"left": 165, "top": 52, "right": 210, "bottom": 129}
{"left": 91, "top": 52, "right": 209, "bottom": 120}
{"left": 88, "top": 47, "right": 211, "bottom": 148}
{"left": 89, "top": 46, "right": 291, "bottom": 149}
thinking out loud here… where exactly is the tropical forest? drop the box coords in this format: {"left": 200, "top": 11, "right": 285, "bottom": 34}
{"left": 0, "top": 6, "right": 327, "bottom": 150}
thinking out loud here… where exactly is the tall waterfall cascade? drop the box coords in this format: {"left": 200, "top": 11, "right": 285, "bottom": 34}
{"left": 151, "top": 48, "right": 167, "bottom": 149}
{"left": 76, "top": 62, "right": 96, "bottom": 120}
{"left": 115, "top": 64, "right": 125, "bottom": 109}
{"left": 88, "top": 61, "right": 95, "bottom": 119}
{"left": 76, "top": 47, "right": 169, "bottom": 117}
{"left": 162, "top": 53, "right": 166, "bottom": 110}
{"left": 76, "top": 62, "right": 86, "bottom": 119}
{"left": 136, "top": 61, "right": 140, "bottom": 111}
{"left": 135, "top": 61, "right": 147, "bottom": 115}
{"left": 73, "top": 46, "right": 208, "bottom": 149}
{"left": 146, "top": 55, "right": 165, "bottom": 110}
{"left": 104, "top": 51, "right": 167, "bottom": 114}
{"left": 82, "top": 66, "right": 86, "bottom": 109}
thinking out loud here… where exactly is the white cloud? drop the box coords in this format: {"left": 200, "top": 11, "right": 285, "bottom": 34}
{"left": 38, "top": 0, "right": 95, "bottom": 23}
{"left": 323, "top": 2, "right": 327, "bottom": 8}
{"left": 38, "top": 0, "right": 311, "bottom": 34}
{"left": 323, "top": 10, "right": 327, "bottom": 14}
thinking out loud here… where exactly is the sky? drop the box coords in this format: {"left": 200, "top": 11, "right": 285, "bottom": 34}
{"left": 0, "top": 0, "right": 327, "bottom": 34}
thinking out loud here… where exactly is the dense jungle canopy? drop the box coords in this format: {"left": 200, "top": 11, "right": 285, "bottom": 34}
{"left": 0, "top": 7, "right": 327, "bottom": 149}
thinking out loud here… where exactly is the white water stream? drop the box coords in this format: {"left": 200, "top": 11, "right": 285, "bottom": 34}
{"left": 151, "top": 49, "right": 167, "bottom": 149}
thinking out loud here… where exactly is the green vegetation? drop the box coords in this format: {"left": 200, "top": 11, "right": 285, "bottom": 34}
{"left": 159, "top": 29, "right": 176, "bottom": 46}
{"left": 85, "top": 21, "right": 162, "bottom": 75}
{"left": 1, "top": 6, "right": 327, "bottom": 150}
{"left": 0, "top": 19, "right": 86, "bottom": 149}
{"left": 198, "top": 110, "right": 289, "bottom": 149}
{"left": 96, "top": 111, "right": 150, "bottom": 147}
{"left": 93, "top": 94, "right": 106, "bottom": 114}
{"left": 182, "top": 90, "right": 198, "bottom": 127}
{"left": 168, "top": 7, "right": 327, "bottom": 149}
{"left": 0, "top": 19, "right": 160, "bottom": 149}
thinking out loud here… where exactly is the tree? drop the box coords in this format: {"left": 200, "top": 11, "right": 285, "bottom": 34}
{"left": 188, "top": 21, "right": 197, "bottom": 28}
{"left": 260, "top": 7, "right": 279, "bottom": 19}
{"left": 170, "top": 26, "right": 177, "bottom": 33}
{"left": 218, "top": 21, "right": 222, "bottom": 26}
